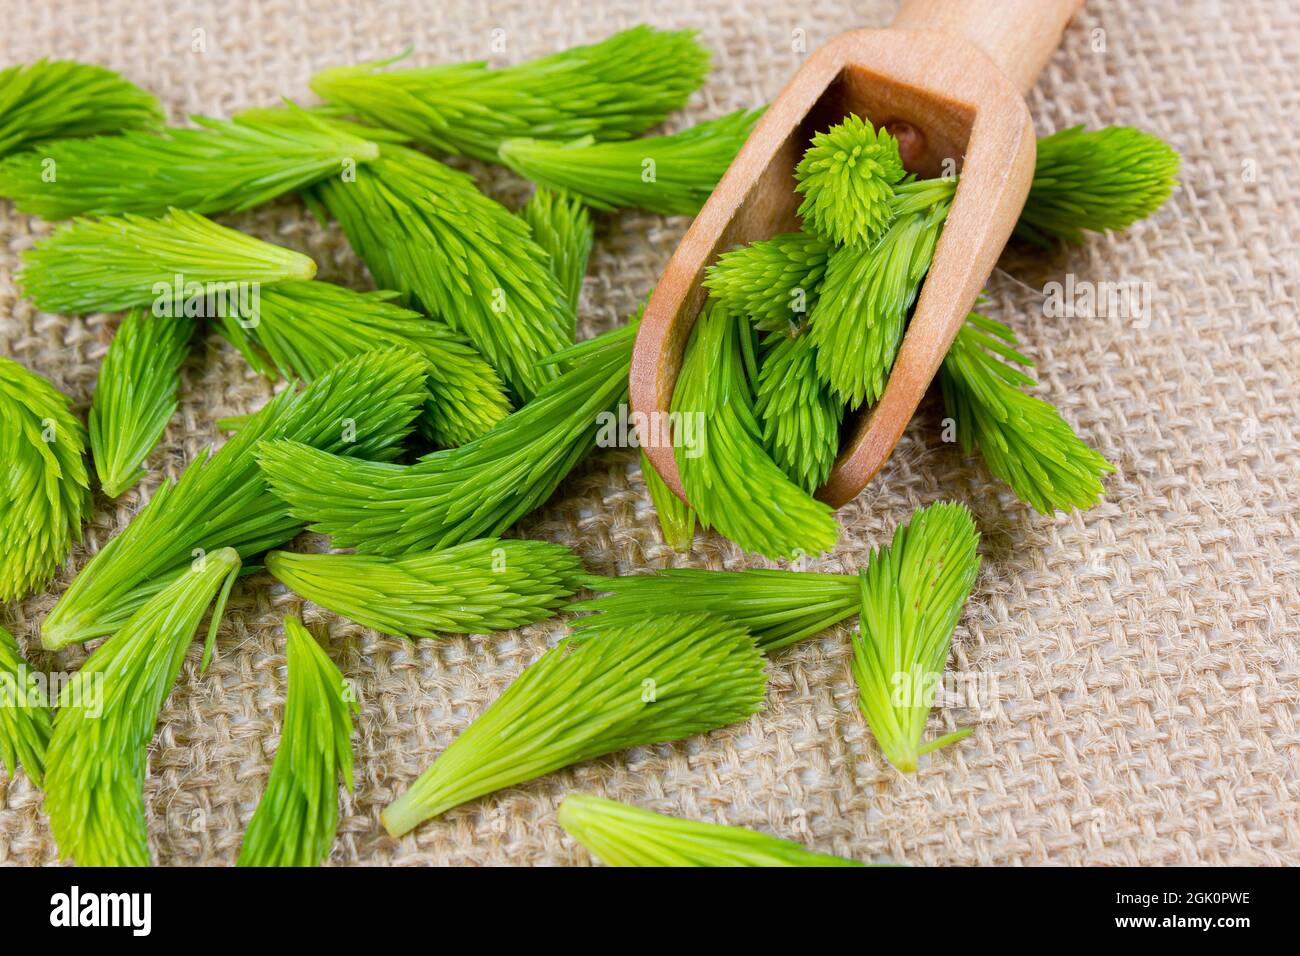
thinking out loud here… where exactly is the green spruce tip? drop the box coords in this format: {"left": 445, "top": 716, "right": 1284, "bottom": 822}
{"left": 237, "top": 616, "right": 357, "bottom": 867}
{"left": 0, "top": 59, "right": 162, "bottom": 158}
{"left": 310, "top": 25, "right": 711, "bottom": 163}
{"left": 673, "top": 303, "right": 837, "bottom": 560}
{"left": 638, "top": 451, "right": 696, "bottom": 552}
{"left": 754, "top": 330, "right": 843, "bottom": 493}
{"left": 41, "top": 348, "right": 429, "bottom": 650}
{"left": 43, "top": 547, "right": 241, "bottom": 866}
{"left": 704, "top": 231, "right": 831, "bottom": 332}
{"left": 309, "top": 143, "right": 570, "bottom": 401}
{"left": 939, "top": 313, "right": 1114, "bottom": 513}
{"left": 795, "top": 114, "right": 906, "bottom": 247}
{"left": 1015, "top": 125, "right": 1180, "bottom": 246}
{"left": 255, "top": 321, "right": 639, "bottom": 556}
{"left": 0, "top": 357, "right": 91, "bottom": 603}
{"left": 18, "top": 208, "right": 317, "bottom": 316}
{"left": 520, "top": 186, "right": 593, "bottom": 332}
{"left": 498, "top": 109, "right": 763, "bottom": 216}
{"left": 558, "top": 794, "right": 863, "bottom": 866}
{"left": 0, "top": 626, "right": 53, "bottom": 787}
{"left": 0, "top": 107, "right": 381, "bottom": 219}
{"left": 381, "top": 612, "right": 767, "bottom": 835}
{"left": 216, "top": 279, "right": 511, "bottom": 448}
{"left": 264, "top": 538, "right": 586, "bottom": 640}
{"left": 851, "top": 502, "right": 980, "bottom": 773}
{"left": 89, "top": 308, "right": 195, "bottom": 498}
{"left": 573, "top": 566, "right": 861, "bottom": 653}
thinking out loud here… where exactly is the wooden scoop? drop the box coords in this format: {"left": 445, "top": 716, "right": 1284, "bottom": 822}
{"left": 631, "top": 0, "right": 1084, "bottom": 508}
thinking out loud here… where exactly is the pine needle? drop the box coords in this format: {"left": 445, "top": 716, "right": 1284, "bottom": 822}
{"left": 558, "top": 794, "right": 863, "bottom": 866}
{"left": 0, "top": 625, "right": 52, "bottom": 787}
{"left": 0, "top": 59, "right": 162, "bottom": 158}
{"left": 754, "top": 330, "right": 842, "bottom": 492}
{"left": 256, "top": 322, "right": 637, "bottom": 556}
{"left": 703, "top": 231, "right": 831, "bottom": 332}
{"left": 498, "top": 109, "right": 762, "bottom": 216}
{"left": 41, "top": 349, "right": 428, "bottom": 650}
{"left": 573, "top": 566, "right": 860, "bottom": 653}
{"left": 809, "top": 178, "right": 955, "bottom": 407}
{"left": 216, "top": 280, "right": 510, "bottom": 448}
{"left": 0, "top": 107, "right": 380, "bottom": 219}
{"left": 1015, "top": 125, "right": 1180, "bottom": 246}
{"left": 521, "top": 186, "right": 593, "bottom": 333}
{"left": 381, "top": 612, "right": 767, "bottom": 835}
{"left": 308, "top": 143, "right": 570, "bottom": 400}
{"left": 265, "top": 538, "right": 585, "bottom": 640}
{"left": 851, "top": 502, "right": 980, "bottom": 772}
{"left": 311, "top": 26, "right": 711, "bottom": 163}
{"left": 237, "top": 616, "right": 357, "bottom": 867}
{"left": 638, "top": 451, "right": 696, "bottom": 551}
{"left": 939, "top": 312, "right": 1114, "bottom": 513}
{"left": 673, "top": 304, "right": 837, "bottom": 561}
{"left": 19, "top": 208, "right": 317, "bottom": 316}
{"left": 0, "top": 357, "right": 91, "bottom": 602}
{"left": 43, "top": 546, "right": 242, "bottom": 866}
{"left": 794, "top": 114, "right": 905, "bottom": 246}
{"left": 89, "top": 308, "right": 194, "bottom": 498}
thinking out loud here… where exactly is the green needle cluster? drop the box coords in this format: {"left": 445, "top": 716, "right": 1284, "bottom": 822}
{"left": 521, "top": 187, "right": 593, "bottom": 331}
{"left": 19, "top": 208, "right": 316, "bottom": 315}
{"left": 754, "top": 330, "right": 843, "bottom": 492}
{"left": 216, "top": 280, "right": 511, "bottom": 448}
{"left": 0, "top": 357, "right": 91, "bottom": 602}
{"left": 795, "top": 113, "right": 905, "bottom": 247}
{"left": 0, "top": 108, "right": 380, "bottom": 219}
{"left": 498, "top": 109, "right": 762, "bottom": 216}
{"left": 265, "top": 538, "right": 585, "bottom": 640}
{"left": 638, "top": 451, "right": 696, "bottom": 551}
{"left": 939, "top": 312, "right": 1114, "bottom": 513}
{"left": 311, "top": 26, "right": 710, "bottom": 163}
{"left": 672, "top": 303, "right": 837, "bottom": 561}
{"left": 0, "top": 626, "right": 52, "bottom": 787}
{"left": 43, "top": 547, "right": 242, "bottom": 866}
{"left": 256, "top": 322, "right": 637, "bottom": 556}
{"left": 89, "top": 309, "right": 194, "bottom": 497}
{"left": 558, "top": 794, "right": 862, "bottom": 866}
{"left": 574, "top": 566, "right": 860, "bottom": 653}
{"left": 851, "top": 502, "right": 980, "bottom": 772}
{"left": 41, "top": 349, "right": 427, "bottom": 650}
{"left": 238, "top": 617, "right": 357, "bottom": 867}
{"left": 703, "top": 231, "right": 831, "bottom": 332}
{"left": 381, "top": 612, "right": 767, "bottom": 836}
{"left": 0, "top": 59, "right": 161, "bottom": 158}
{"left": 309, "top": 143, "right": 570, "bottom": 400}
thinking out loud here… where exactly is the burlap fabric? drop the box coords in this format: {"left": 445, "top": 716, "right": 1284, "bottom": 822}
{"left": 1, "top": 0, "right": 1296, "bottom": 867}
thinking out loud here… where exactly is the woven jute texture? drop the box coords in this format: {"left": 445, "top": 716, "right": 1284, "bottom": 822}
{"left": 1, "top": 0, "right": 1297, "bottom": 866}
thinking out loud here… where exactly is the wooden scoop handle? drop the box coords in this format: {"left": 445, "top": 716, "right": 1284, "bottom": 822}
{"left": 892, "top": 0, "right": 1084, "bottom": 95}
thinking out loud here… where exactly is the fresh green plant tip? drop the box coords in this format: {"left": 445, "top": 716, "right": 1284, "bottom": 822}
{"left": 521, "top": 186, "right": 593, "bottom": 332}
{"left": 499, "top": 109, "right": 762, "bottom": 216}
{"left": 754, "top": 330, "right": 843, "bottom": 493}
{"left": 559, "top": 794, "right": 863, "bottom": 866}
{"left": 638, "top": 451, "right": 696, "bottom": 552}
{"left": 851, "top": 502, "right": 980, "bottom": 773}
{"left": 0, "top": 357, "right": 91, "bottom": 602}
{"left": 0, "top": 59, "right": 162, "bottom": 158}
{"left": 89, "top": 308, "right": 194, "bottom": 498}
{"left": 704, "top": 231, "right": 831, "bottom": 333}
{"left": 238, "top": 617, "right": 357, "bottom": 867}
{"left": 42, "top": 348, "right": 428, "bottom": 650}
{"left": 310, "top": 26, "right": 711, "bottom": 163}
{"left": 939, "top": 312, "right": 1114, "bottom": 513}
{"left": 381, "top": 612, "right": 767, "bottom": 836}
{"left": 43, "top": 547, "right": 241, "bottom": 866}
{"left": 19, "top": 208, "right": 317, "bottom": 316}
{"left": 265, "top": 538, "right": 586, "bottom": 640}
{"left": 795, "top": 114, "right": 905, "bottom": 247}
{"left": 574, "top": 566, "right": 860, "bottom": 653}
{"left": 0, "top": 108, "right": 380, "bottom": 219}
{"left": 0, "top": 626, "right": 52, "bottom": 787}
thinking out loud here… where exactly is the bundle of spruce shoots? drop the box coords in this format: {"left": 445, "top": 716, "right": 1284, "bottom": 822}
{"left": 0, "top": 30, "right": 1177, "bottom": 867}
